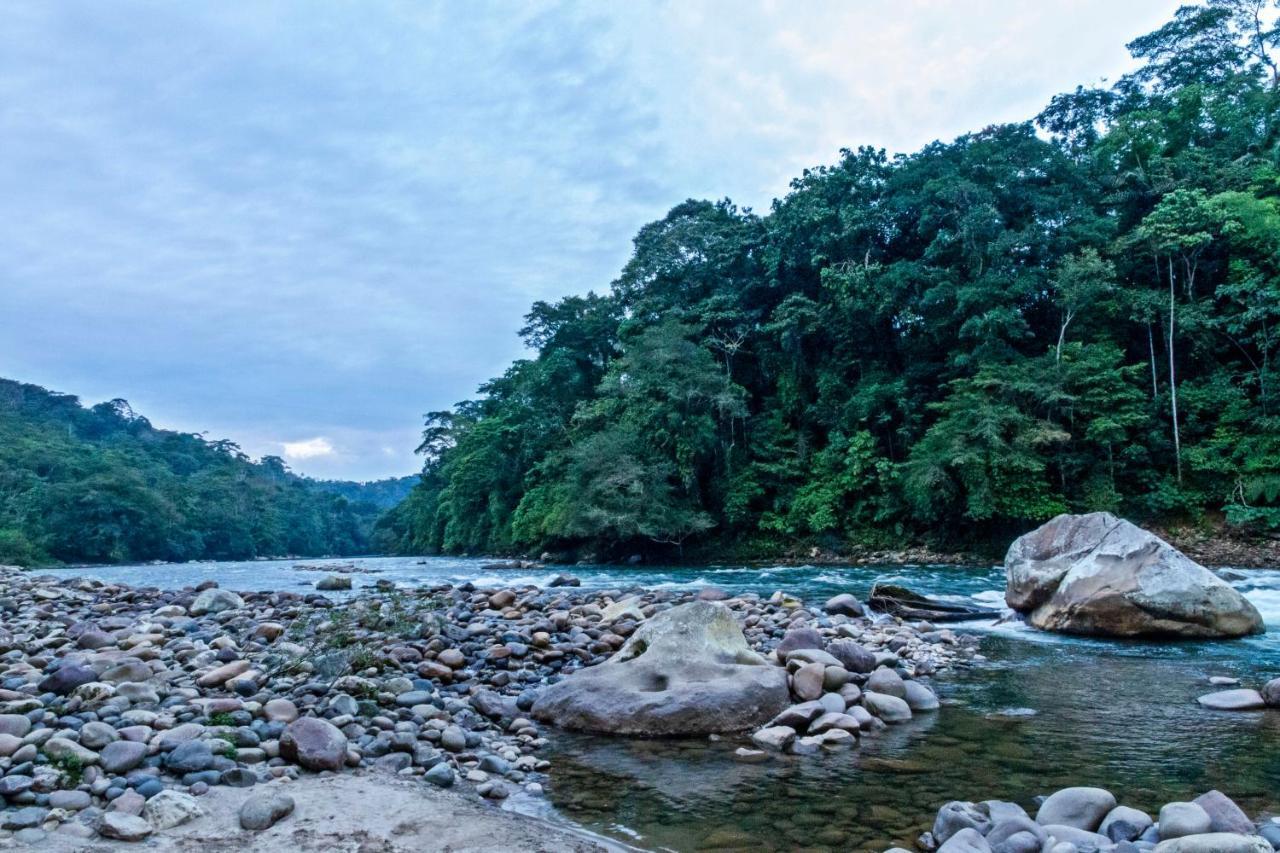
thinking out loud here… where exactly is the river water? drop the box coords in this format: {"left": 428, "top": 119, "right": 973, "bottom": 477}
{"left": 50, "top": 556, "right": 1280, "bottom": 852}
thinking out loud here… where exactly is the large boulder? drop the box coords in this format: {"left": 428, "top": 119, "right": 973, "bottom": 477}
{"left": 531, "top": 601, "right": 790, "bottom": 735}
{"left": 1035, "top": 786, "right": 1116, "bottom": 831}
{"left": 1005, "top": 513, "right": 1264, "bottom": 638}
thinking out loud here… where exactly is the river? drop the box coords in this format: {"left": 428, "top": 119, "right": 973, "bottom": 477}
{"left": 49, "top": 556, "right": 1280, "bottom": 852}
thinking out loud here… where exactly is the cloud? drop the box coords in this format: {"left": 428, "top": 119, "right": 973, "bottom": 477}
{"left": 281, "top": 437, "right": 336, "bottom": 461}
{"left": 0, "top": 1, "right": 1183, "bottom": 480}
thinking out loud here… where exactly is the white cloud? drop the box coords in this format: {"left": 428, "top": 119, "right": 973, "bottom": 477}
{"left": 0, "top": 0, "right": 1184, "bottom": 480}
{"left": 281, "top": 437, "right": 336, "bottom": 460}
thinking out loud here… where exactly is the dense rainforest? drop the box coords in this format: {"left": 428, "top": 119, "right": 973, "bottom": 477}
{"left": 0, "top": 379, "right": 410, "bottom": 566}
{"left": 378, "top": 1, "right": 1280, "bottom": 562}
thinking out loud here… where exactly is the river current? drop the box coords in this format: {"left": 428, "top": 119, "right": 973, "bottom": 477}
{"left": 49, "top": 556, "right": 1280, "bottom": 852}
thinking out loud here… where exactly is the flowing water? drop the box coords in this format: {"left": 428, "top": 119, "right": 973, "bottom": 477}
{"left": 50, "top": 557, "right": 1280, "bottom": 852}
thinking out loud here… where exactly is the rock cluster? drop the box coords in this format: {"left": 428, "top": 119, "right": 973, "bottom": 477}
{"left": 0, "top": 564, "right": 974, "bottom": 844}
{"left": 901, "top": 787, "right": 1279, "bottom": 853}
{"left": 740, "top": 597, "right": 963, "bottom": 755}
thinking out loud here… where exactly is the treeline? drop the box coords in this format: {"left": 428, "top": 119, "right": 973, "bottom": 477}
{"left": 0, "top": 379, "right": 408, "bottom": 566}
{"left": 379, "top": 0, "right": 1280, "bottom": 560}
{"left": 312, "top": 476, "right": 419, "bottom": 510}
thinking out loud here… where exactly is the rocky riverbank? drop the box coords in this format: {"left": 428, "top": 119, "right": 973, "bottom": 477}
{"left": 0, "top": 565, "right": 978, "bottom": 847}
{"left": 909, "top": 785, "right": 1280, "bottom": 853}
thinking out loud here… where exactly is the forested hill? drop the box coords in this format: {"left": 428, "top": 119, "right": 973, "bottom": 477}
{"left": 312, "top": 476, "right": 420, "bottom": 510}
{"left": 378, "top": 1, "right": 1280, "bottom": 562}
{"left": 0, "top": 379, "right": 409, "bottom": 566}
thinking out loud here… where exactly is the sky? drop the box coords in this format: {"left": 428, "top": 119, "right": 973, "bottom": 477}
{"left": 0, "top": 0, "right": 1183, "bottom": 481}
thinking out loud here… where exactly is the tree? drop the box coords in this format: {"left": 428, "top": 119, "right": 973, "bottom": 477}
{"left": 1137, "top": 189, "right": 1220, "bottom": 481}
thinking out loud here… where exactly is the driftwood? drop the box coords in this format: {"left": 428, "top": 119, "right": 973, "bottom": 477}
{"left": 868, "top": 582, "right": 999, "bottom": 622}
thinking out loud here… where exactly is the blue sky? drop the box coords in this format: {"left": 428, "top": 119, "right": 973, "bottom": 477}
{"left": 0, "top": 1, "right": 1181, "bottom": 480}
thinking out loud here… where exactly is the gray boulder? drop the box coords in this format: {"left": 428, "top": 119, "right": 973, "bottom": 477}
{"left": 987, "top": 816, "right": 1046, "bottom": 849}
{"left": 750, "top": 725, "right": 795, "bottom": 751}
{"left": 239, "top": 792, "right": 295, "bottom": 831}
{"left": 863, "top": 691, "right": 912, "bottom": 723}
{"left": 1158, "top": 802, "right": 1212, "bottom": 840}
{"left": 164, "top": 740, "right": 213, "bottom": 773}
{"left": 1005, "top": 513, "right": 1263, "bottom": 638}
{"left": 827, "top": 640, "right": 876, "bottom": 674}
{"left": 938, "top": 827, "right": 992, "bottom": 853}
{"left": 1035, "top": 786, "right": 1116, "bottom": 831}
{"left": 933, "top": 801, "right": 992, "bottom": 844}
{"left": 1197, "top": 689, "right": 1266, "bottom": 710}
{"left": 316, "top": 575, "right": 352, "bottom": 591}
{"left": 1192, "top": 790, "right": 1254, "bottom": 835}
{"left": 97, "top": 812, "right": 152, "bottom": 841}
{"left": 39, "top": 664, "right": 96, "bottom": 695}
{"left": 823, "top": 594, "right": 864, "bottom": 617}
{"left": 776, "top": 627, "right": 825, "bottom": 656}
{"left": 1153, "top": 834, "right": 1273, "bottom": 853}
{"left": 280, "top": 717, "right": 348, "bottom": 771}
{"left": 189, "top": 588, "right": 244, "bottom": 616}
{"left": 1260, "top": 677, "right": 1280, "bottom": 707}
{"left": 1099, "top": 805, "right": 1153, "bottom": 842}
{"left": 143, "top": 790, "right": 205, "bottom": 830}
{"left": 532, "top": 601, "right": 790, "bottom": 735}
{"left": 1040, "top": 824, "right": 1112, "bottom": 849}
{"left": 903, "top": 680, "right": 940, "bottom": 711}
{"left": 866, "top": 666, "right": 907, "bottom": 698}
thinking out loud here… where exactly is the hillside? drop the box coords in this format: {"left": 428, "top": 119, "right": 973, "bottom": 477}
{"left": 379, "top": 2, "right": 1280, "bottom": 562}
{"left": 312, "top": 475, "right": 420, "bottom": 510}
{"left": 0, "top": 378, "right": 401, "bottom": 566}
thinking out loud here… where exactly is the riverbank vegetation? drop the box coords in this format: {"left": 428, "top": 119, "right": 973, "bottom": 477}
{"left": 379, "top": 1, "right": 1280, "bottom": 561}
{"left": 0, "top": 379, "right": 406, "bottom": 566}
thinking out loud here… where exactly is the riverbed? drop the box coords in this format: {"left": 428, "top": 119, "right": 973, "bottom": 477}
{"left": 50, "top": 557, "right": 1280, "bottom": 852}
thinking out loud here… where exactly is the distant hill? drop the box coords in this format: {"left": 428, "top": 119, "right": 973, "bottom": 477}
{"left": 0, "top": 378, "right": 400, "bottom": 567}
{"left": 311, "top": 475, "right": 420, "bottom": 510}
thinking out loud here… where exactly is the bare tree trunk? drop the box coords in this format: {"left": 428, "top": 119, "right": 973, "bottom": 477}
{"left": 1147, "top": 324, "right": 1158, "bottom": 399}
{"left": 1168, "top": 257, "right": 1182, "bottom": 484}
{"left": 1056, "top": 307, "right": 1074, "bottom": 365}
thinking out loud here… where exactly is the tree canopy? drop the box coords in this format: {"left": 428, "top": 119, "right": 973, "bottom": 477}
{"left": 380, "top": 1, "right": 1280, "bottom": 560}
{"left": 0, "top": 379, "right": 410, "bottom": 566}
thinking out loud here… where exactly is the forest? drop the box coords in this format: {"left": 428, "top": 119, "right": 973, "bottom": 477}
{"left": 377, "top": 1, "right": 1280, "bottom": 561}
{"left": 0, "top": 378, "right": 403, "bottom": 566}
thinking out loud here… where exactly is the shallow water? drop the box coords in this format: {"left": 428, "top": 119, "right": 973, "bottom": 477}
{"left": 50, "top": 556, "right": 1280, "bottom": 852}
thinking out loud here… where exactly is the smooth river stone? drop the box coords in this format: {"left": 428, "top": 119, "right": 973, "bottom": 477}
{"left": 1196, "top": 689, "right": 1266, "bottom": 710}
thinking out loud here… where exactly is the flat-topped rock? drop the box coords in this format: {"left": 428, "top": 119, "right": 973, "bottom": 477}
{"left": 532, "top": 601, "right": 790, "bottom": 734}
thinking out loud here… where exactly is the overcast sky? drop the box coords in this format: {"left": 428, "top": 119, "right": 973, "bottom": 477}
{"left": 0, "top": 1, "right": 1182, "bottom": 481}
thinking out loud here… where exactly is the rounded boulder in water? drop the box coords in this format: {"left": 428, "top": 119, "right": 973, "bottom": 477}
{"left": 1035, "top": 786, "right": 1116, "bottom": 831}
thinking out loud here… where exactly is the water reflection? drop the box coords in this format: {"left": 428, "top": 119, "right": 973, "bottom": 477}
{"left": 544, "top": 634, "right": 1280, "bottom": 852}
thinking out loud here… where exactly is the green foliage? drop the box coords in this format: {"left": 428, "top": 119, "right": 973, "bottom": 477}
{"left": 387, "top": 1, "right": 1280, "bottom": 556}
{"left": 0, "top": 380, "right": 391, "bottom": 565}
{"left": 47, "top": 751, "right": 84, "bottom": 786}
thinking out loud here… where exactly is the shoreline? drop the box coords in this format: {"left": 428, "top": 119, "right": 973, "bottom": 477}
{"left": 28, "top": 527, "right": 1279, "bottom": 574}
{"left": 0, "top": 563, "right": 974, "bottom": 850}
{"left": 31, "top": 772, "right": 628, "bottom": 852}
